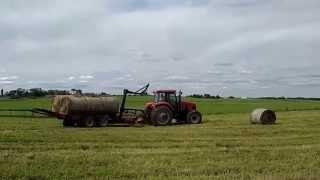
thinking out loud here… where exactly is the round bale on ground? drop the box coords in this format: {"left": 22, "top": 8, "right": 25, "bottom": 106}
{"left": 250, "top": 109, "right": 277, "bottom": 124}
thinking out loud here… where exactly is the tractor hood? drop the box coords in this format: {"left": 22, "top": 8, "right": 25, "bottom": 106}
{"left": 182, "top": 101, "right": 197, "bottom": 111}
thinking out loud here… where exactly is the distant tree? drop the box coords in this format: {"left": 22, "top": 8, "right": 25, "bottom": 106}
{"left": 16, "top": 88, "right": 27, "bottom": 97}
{"left": 191, "top": 94, "right": 203, "bottom": 98}
{"left": 228, "top": 96, "right": 235, "bottom": 99}
{"left": 100, "top": 92, "right": 109, "bottom": 96}
{"left": 29, "top": 88, "right": 47, "bottom": 97}
{"left": 48, "top": 90, "right": 70, "bottom": 95}
{"left": 6, "top": 90, "right": 16, "bottom": 96}
{"left": 71, "top": 89, "right": 82, "bottom": 95}
{"left": 204, "top": 94, "right": 211, "bottom": 98}
{"left": 1, "top": 89, "right": 3, "bottom": 96}
{"left": 5, "top": 88, "right": 27, "bottom": 98}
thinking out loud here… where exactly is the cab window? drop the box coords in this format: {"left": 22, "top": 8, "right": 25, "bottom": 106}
{"left": 168, "top": 93, "right": 176, "bottom": 104}
{"left": 154, "top": 93, "right": 166, "bottom": 102}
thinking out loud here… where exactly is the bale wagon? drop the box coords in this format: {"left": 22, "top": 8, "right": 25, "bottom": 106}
{"left": 49, "top": 84, "right": 150, "bottom": 127}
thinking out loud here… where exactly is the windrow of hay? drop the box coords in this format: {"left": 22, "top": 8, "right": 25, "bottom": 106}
{"left": 52, "top": 95, "right": 120, "bottom": 115}
{"left": 250, "top": 108, "right": 277, "bottom": 124}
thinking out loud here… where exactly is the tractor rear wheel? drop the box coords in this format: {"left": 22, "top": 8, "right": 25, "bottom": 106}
{"left": 151, "top": 107, "right": 173, "bottom": 126}
{"left": 186, "top": 111, "right": 202, "bottom": 124}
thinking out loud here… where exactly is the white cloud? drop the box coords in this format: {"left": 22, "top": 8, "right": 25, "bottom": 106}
{"left": 239, "top": 70, "right": 252, "bottom": 75}
{"left": 0, "top": 76, "right": 18, "bottom": 81}
{"left": 79, "top": 80, "right": 89, "bottom": 83}
{"left": 165, "top": 76, "right": 190, "bottom": 81}
{"left": 68, "top": 76, "right": 75, "bottom": 80}
{"left": 0, "top": 81, "right": 14, "bottom": 84}
{"left": 79, "top": 75, "right": 94, "bottom": 79}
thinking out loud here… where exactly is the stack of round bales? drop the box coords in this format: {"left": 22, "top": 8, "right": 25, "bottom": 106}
{"left": 250, "top": 108, "right": 277, "bottom": 124}
{"left": 52, "top": 95, "right": 120, "bottom": 116}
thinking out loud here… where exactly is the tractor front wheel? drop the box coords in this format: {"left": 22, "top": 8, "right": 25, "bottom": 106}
{"left": 186, "top": 111, "right": 202, "bottom": 124}
{"left": 151, "top": 107, "right": 173, "bottom": 126}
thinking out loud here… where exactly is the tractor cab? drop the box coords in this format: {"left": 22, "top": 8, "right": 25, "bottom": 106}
{"left": 153, "top": 90, "right": 180, "bottom": 108}
{"left": 145, "top": 89, "right": 202, "bottom": 126}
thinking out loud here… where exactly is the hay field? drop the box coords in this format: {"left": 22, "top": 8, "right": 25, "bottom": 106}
{"left": 0, "top": 96, "right": 320, "bottom": 179}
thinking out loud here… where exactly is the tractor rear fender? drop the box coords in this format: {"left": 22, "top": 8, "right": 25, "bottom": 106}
{"left": 144, "top": 102, "right": 153, "bottom": 110}
{"left": 153, "top": 102, "right": 175, "bottom": 112}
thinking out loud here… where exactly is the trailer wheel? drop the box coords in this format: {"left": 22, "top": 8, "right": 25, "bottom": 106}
{"left": 151, "top": 106, "right": 173, "bottom": 126}
{"left": 82, "top": 116, "right": 95, "bottom": 127}
{"left": 144, "top": 107, "right": 152, "bottom": 120}
{"left": 63, "top": 118, "right": 74, "bottom": 127}
{"left": 97, "top": 115, "right": 110, "bottom": 127}
{"left": 186, "top": 111, "right": 202, "bottom": 124}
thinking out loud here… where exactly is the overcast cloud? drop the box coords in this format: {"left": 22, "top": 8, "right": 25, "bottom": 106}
{"left": 0, "top": 0, "right": 320, "bottom": 97}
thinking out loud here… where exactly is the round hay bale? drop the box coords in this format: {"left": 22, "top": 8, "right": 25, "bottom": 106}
{"left": 250, "top": 109, "right": 277, "bottom": 124}
{"left": 52, "top": 95, "right": 120, "bottom": 115}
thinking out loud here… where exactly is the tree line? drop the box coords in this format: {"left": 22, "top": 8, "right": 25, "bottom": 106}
{"left": 0, "top": 88, "right": 110, "bottom": 98}
{"left": 1, "top": 88, "right": 319, "bottom": 101}
{"left": 188, "top": 94, "right": 320, "bottom": 101}
{"left": 188, "top": 94, "right": 225, "bottom": 99}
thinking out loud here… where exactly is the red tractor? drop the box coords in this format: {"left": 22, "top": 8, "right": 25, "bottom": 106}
{"left": 144, "top": 90, "right": 202, "bottom": 125}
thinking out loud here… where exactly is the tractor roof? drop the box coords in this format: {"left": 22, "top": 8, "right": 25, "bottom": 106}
{"left": 154, "top": 89, "right": 176, "bottom": 93}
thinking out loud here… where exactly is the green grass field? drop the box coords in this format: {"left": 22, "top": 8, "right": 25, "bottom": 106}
{"left": 0, "top": 97, "right": 320, "bottom": 179}
{"left": 1, "top": 96, "right": 320, "bottom": 115}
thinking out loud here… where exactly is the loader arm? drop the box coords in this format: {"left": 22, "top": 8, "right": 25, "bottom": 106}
{"left": 119, "top": 83, "right": 149, "bottom": 120}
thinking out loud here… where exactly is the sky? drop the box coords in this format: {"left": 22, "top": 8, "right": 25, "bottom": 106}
{"left": 0, "top": 0, "right": 320, "bottom": 97}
